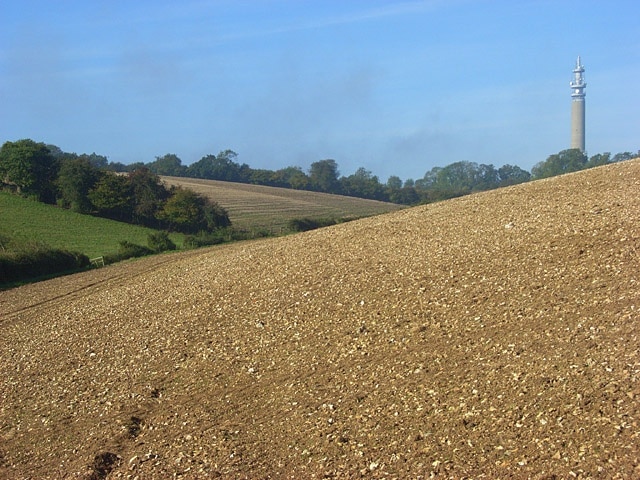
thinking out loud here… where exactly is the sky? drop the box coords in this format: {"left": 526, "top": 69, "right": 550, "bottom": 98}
{"left": 1, "top": 0, "right": 638, "bottom": 182}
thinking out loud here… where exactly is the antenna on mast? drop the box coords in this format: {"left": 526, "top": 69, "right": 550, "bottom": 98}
{"left": 570, "top": 56, "right": 586, "bottom": 152}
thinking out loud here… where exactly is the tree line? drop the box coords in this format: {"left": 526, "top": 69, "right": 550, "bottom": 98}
{"left": 2, "top": 138, "right": 638, "bottom": 213}
{"left": 112, "top": 147, "right": 638, "bottom": 205}
{"left": 0, "top": 139, "right": 231, "bottom": 234}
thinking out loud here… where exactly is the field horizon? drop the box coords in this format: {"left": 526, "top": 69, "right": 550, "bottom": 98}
{"left": 161, "top": 175, "right": 404, "bottom": 232}
{"left": 1, "top": 159, "right": 638, "bottom": 478}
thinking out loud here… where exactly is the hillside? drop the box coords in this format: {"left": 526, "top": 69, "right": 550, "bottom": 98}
{"left": 161, "top": 176, "right": 404, "bottom": 232}
{"left": 0, "top": 192, "right": 184, "bottom": 259}
{"left": 1, "top": 160, "right": 639, "bottom": 478}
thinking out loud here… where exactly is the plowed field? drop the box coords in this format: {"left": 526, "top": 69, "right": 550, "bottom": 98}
{"left": 1, "top": 160, "right": 639, "bottom": 479}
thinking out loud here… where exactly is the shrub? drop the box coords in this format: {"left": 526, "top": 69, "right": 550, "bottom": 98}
{"left": 182, "top": 226, "right": 272, "bottom": 249}
{"left": 288, "top": 217, "right": 338, "bottom": 232}
{"left": 0, "top": 241, "right": 89, "bottom": 284}
{"left": 183, "top": 231, "right": 226, "bottom": 249}
{"left": 147, "top": 231, "right": 176, "bottom": 253}
{"left": 103, "top": 241, "right": 153, "bottom": 264}
{"left": 158, "top": 187, "right": 231, "bottom": 234}
{"left": 118, "top": 240, "right": 153, "bottom": 258}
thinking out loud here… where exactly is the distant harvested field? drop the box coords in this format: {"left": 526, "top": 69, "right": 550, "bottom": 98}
{"left": 162, "top": 176, "right": 404, "bottom": 232}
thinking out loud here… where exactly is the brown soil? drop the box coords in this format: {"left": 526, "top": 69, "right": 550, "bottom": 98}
{"left": 1, "top": 160, "right": 639, "bottom": 479}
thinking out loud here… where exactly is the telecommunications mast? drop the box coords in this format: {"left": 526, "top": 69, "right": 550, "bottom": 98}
{"left": 570, "top": 56, "right": 586, "bottom": 152}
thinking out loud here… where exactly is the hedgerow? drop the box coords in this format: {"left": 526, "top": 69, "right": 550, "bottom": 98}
{"left": 0, "top": 241, "right": 89, "bottom": 284}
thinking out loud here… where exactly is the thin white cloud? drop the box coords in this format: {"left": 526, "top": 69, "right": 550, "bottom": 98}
{"left": 207, "top": 0, "right": 456, "bottom": 43}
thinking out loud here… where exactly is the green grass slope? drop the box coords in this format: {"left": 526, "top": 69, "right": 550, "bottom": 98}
{"left": 0, "top": 179, "right": 400, "bottom": 260}
{"left": 0, "top": 192, "right": 183, "bottom": 259}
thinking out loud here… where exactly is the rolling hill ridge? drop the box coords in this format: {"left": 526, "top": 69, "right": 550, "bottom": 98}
{"left": 161, "top": 175, "right": 404, "bottom": 232}
{"left": 1, "top": 159, "right": 638, "bottom": 478}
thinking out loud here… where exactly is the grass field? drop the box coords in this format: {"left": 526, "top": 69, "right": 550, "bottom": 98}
{"left": 0, "top": 182, "right": 402, "bottom": 258}
{"left": 0, "top": 192, "right": 184, "bottom": 259}
{"left": 162, "top": 176, "right": 405, "bottom": 232}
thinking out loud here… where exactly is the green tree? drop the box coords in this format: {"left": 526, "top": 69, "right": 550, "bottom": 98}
{"left": 611, "top": 151, "right": 636, "bottom": 163}
{"left": 56, "top": 157, "right": 100, "bottom": 212}
{"left": 474, "top": 164, "right": 499, "bottom": 191}
{"left": 203, "top": 200, "right": 232, "bottom": 230}
{"left": 149, "top": 153, "right": 186, "bottom": 176}
{"left": 107, "top": 161, "right": 133, "bottom": 173}
{"left": 249, "top": 169, "right": 276, "bottom": 186}
{"left": 82, "top": 153, "right": 109, "bottom": 169}
{"left": 158, "top": 187, "right": 230, "bottom": 233}
{"left": 388, "top": 186, "right": 420, "bottom": 205}
{"left": 47, "top": 147, "right": 108, "bottom": 169}
{"left": 187, "top": 154, "right": 216, "bottom": 179}
{"left": 498, "top": 164, "right": 531, "bottom": 186}
{"left": 271, "top": 166, "right": 310, "bottom": 189}
{"left": 340, "top": 167, "right": 386, "bottom": 200}
{"left": 187, "top": 150, "right": 241, "bottom": 181}
{"left": 586, "top": 152, "right": 611, "bottom": 168}
{"left": 386, "top": 175, "right": 403, "bottom": 190}
{"left": 158, "top": 187, "right": 204, "bottom": 232}
{"left": 45, "top": 144, "right": 66, "bottom": 159}
{"left": 416, "top": 162, "right": 498, "bottom": 202}
{"left": 128, "top": 168, "right": 170, "bottom": 226}
{"left": 531, "top": 149, "right": 587, "bottom": 179}
{"left": 215, "top": 150, "right": 240, "bottom": 177}
{"left": 386, "top": 175, "right": 418, "bottom": 205}
{"left": 285, "top": 166, "right": 310, "bottom": 190}
{"left": 147, "top": 231, "right": 176, "bottom": 253}
{"left": 416, "top": 167, "right": 442, "bottom": 191}
{"left": 0, "top": 139, "right": 58, "bottom": 202}
{"left": 433, "top": 161, "right": 478, "bottom": 197}
{"left": 127, "top": 161, "right": 146, "bottom": 171}
{"left": 88, "top": 172, "right": 132, "bottom": 221}
{"left": 309, "top": 159, "right": 340, "bottom": 193}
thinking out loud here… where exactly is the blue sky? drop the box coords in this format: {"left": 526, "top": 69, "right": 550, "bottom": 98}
{"left": 1, "top": 0, "right": 638, "bottom": 182}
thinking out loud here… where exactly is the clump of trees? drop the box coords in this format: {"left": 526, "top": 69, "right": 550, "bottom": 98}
{"left": 0, "top": 139, "right": 59, "bottom": 202}
{"left": 529, "top": 149, "right": 636, "bottom": 179}
{"left": 0, "top": 139, "right": 231, "bottom": 234}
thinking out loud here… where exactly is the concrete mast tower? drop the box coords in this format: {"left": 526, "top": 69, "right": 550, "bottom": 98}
{"left": 570, "top": 56, "right": 587, "bottom": 152}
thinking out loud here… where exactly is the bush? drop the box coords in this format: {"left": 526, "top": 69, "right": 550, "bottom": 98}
{"left": 147, "top": 231, "right": 176, "bottom": 253}
{"left": 118, "top": 240, "right": 153, "bottom": 258}
{"left": 0, "top": 242, "right": 90, "bottom": 284}
{"left": 183, "top": 231, "right": 226, "bottom": 249}
{"left": 183, "top": 227, "right": 272, "bottom": 249}
{"left": 158, "top": 187, "right": 231, "bottom": 234}
{"left": 288, "top": 217, "right": 339, "bottom": 232}
{"left": 103, "top": 241, "right": 153, "bottom": 264}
